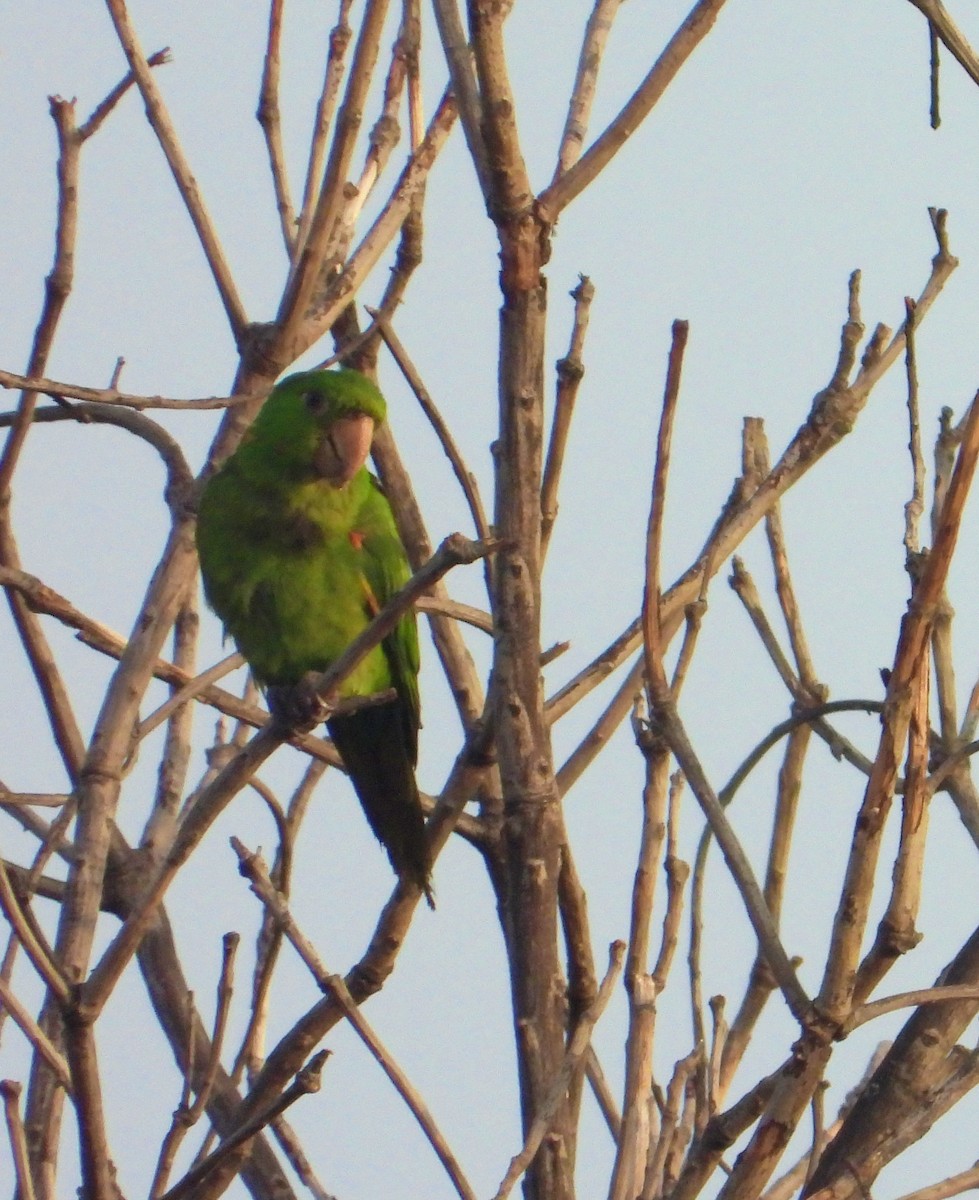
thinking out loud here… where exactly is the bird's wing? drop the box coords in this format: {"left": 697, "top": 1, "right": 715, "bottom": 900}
{"left": 356, "top": 477, "right": 420, "bottom": 760}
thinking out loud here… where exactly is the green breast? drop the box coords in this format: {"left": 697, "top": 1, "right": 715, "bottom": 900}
{"left": 197, "top": 468, "right": 393, "bottom": 696}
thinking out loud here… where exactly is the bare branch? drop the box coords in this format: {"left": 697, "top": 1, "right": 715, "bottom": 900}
{"left": 82, "top": 534, "right": 498, "bottom": 1014}
{"left": 160, "top": 1051, "right": 330, "bottom": 1200}
{"left": 538, "top": 0, "right": 732, "bottom": 222}
{"left": 295, "top": 2, "right": 355, "bottom": 257}
{"left": 104, "top": 0, "right": 249, "bottom": 338}
{"left": 0, "top": 860, "right": 70, "bottom": 1004}
{"left": 276, "top": 0, "right": 393, "bottom": 345}
{"left": 820, "top": 389, "right": 979, "bottom": 1024}
{"left": 903, "top": 297, "right": 926, "bottom": 556}
{"left": 369, "top": 308, "right": 491, "bottom": 543}
{"left": 492, "top": 941, "right": 624, "bottom": 1200}
{"left": 906, "top": 0, "right": 979, "bottom": 89}
{"left": 257, "top": 0, "right": 296, "bottom": 254}
{"left": 0, "top": 368, "right": 255, "bottom": 409}
{"left": 541, "top": 276, "right": 596, "bottom": 561}
{"left": 1, "top": 1081, "right": 37, "bottom": 1200}
{"left": 234, "top": 840, "right": 477, "bottom": 1200}
{"left": 431, "top": 0, "right": 491, "bottom": 195}
{"left": 551, "top": 0, "right": 625, "bottom": 182}
{"left": 0, "top": 978, "right": 72, "bottom": 1093}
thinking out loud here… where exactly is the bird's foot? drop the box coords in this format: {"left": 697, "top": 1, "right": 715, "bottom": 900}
{"left": 267, "top": 673, "right": 329, "bottom": 732}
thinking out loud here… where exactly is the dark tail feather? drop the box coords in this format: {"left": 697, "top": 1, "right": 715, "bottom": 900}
{"left": 327, "top": 702, "right": 433, "bottom": 907}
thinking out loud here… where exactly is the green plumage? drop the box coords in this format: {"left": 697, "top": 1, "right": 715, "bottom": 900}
{"left": 196, "top": 368, "right": 431, "bottom": 902}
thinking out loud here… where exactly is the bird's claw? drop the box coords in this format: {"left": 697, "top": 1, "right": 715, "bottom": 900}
{"left": 267, "top": 673, "right": 329, "bottom": 732}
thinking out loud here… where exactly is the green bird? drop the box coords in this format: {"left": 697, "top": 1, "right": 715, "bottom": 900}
{"left": 196, "top": 367, "right": 432, "bottom": 903}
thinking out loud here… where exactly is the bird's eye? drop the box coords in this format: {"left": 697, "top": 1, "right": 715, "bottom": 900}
{"left": 302, "top": 389, "right": 327, "bottom": 413}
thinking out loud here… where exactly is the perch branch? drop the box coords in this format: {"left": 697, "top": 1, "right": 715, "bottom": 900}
{"left": 82, "top": 535, "right": 498, "bottom": 1014}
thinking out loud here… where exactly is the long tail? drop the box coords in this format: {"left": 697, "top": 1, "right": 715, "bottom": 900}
{"left": 327, "top": 701, "right": 433, "bottom": 907}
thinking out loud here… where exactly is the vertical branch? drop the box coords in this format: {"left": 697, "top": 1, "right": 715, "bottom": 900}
{"left": 492, "top": 258, "right": 570, "bottom": 1196}
{"left": 141, "top": 586, "right": 199, "bottom": 858}
{"left": 468, "top": 0, "right": 532, "bottom": 212}
{"left": 540, "top": 276, "right": 595, "bottom": 561}
{"left": 104, "top": 0, "right": 248, "bottom": 339}
{"left": 0, "top": 98, "right": 87, "bottom": 785}
{"left": 257, "top": 0, "right": 297, "bottom": 255}
{"left": 0, "top": 99, "right": 78, "bottom": 497}
{"left": 277, "top": 0, "right": 391, "bottom": 346}
{"left": 855, "top": 619, "right": 932, "bottom": 999}
{"left": 643, "top": 320, "right": 689, "bottom": 648}
{"left": 342, "top": 0, "right": 416, "bottom": 227}
{"left": 721, "top": 426, "right": 823, "bottom": 1100}
{"left": 537, "top": 0, "right": 732, "bottom": 222}
{"left": 404, "top": 0, "right": 424, "bottom": 150}
{"left": 465, "top": 0, "right": 571, "bottom": 1187}
{"left": 295, "top": 0, "right": 355, "bottom": 257}
{"left": 930, "top": 17, "right": 942, "bottom": 128}
{"left": 818, "top": 391, "right": 979, "bottom": 1024}
{"left": 903, "top": 298, "right": 926, "bottom": 557}
{"left": 431, "top": 0, "right": 491, "bottom": 195}
{"left": 1, "top": 1081, "right": 37, "bottom": 1200}
{"left": 551, "top": 0, "right": 624, "bottom": 182}
{"left": 718, "top": 725, "right": 808, "bottom": 1099}
{"left": 491, "top": 944, "right": 623, "bottom": 1200}
{"left": 609, "top": 324, "right": 691, "bottom": 1199}
{"left": 608, "top": 711, "right": 672, "bottom": 1200}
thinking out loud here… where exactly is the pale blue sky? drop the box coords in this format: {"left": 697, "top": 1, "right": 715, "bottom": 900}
{"left": 4, "top": 4, "right": 979, "bottom": 1198}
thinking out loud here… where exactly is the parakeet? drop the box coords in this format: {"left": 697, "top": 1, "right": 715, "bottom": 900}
{"left": 196, "top": 367, "right": 432, "bottom": 904}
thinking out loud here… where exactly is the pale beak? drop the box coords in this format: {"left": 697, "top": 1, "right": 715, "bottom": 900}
{"left": 313, "top": 413, "right": 375, "bottom": 486}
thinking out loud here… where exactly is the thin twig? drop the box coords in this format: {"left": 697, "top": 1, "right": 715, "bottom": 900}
{"left": 137, "top": 653, "right": 244, "bottom": 742}
{"left": 491, "top": 942, "right": 625, "bottom": 1200}
{"left": 257, "top": 0, "right": 296, "bottom": 254}
{"left": 104, "top": 0, "right": 248, "bottom": 337}
{"left": 820, "top": 389, "right": 979, "bottom": 1023}
{"left": 846, "top": 983, "right": 979, "bottom": 1030}
{"left": 540, "top": 276, "right": 595, "bottom": 560}
{"left": 644, "top": 319, "right": 689, "bottom": 652}
{"left": 929, "top": 16, "right": 942, "bottom": 128}
{"left": 0, "top": 976, "right": 72, "bottom": 1092}
{"left": 233, "top": 840, "right": 477, "bottom": 1200}
{"left": 368, "top": 308, "right": 491, "bottom": 543}
{"left": 538, "top": 0, "right": 732, "bottom": 222}
{"left": 609, "top": 702, "right": 672, "bottom": 1200}
{"left": 894, "top": 1161, "right": 979, "bottom": 1200}
{"left": 160, "top": 1052, "right": 330, "bottom": 1200}
{"left": 551, "top": 0, "right": 625, "bottom": 181}
{"left": 276, "top": 0, "right": 392, "bottom": 345}
{"left": 904, "top": 297, "right": 926, "bottom": 556}
{"left": 431, "top": 0, "right": 491, "bottom": 195}
{"left": 0, "top": 368, "right": 255, "bottom": 409}
{"left": 643, "top": 675, "right": 811, "bottom": 1022}
{"left": 295, "top": 4, "right": 355, "bottom": 257}
{"left": 907, "top": 0, "right": 979, "bottom": 90}
{"left": 0, "top": 1081, "right": 37, "bottom": 1200}
{"left": 82, "top": 534, "right": 499, "bottom": 1017}
{"left": 0, "top": 859, "right": 70, "bottom": 1004}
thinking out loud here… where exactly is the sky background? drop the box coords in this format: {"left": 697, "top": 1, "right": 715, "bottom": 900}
{"left": 4, "top": 2, "right": 979, "bottom": 1198}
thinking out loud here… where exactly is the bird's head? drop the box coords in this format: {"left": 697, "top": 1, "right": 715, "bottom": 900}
{"left": 248, "top": 368, "right": 387, "bottom": 487}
